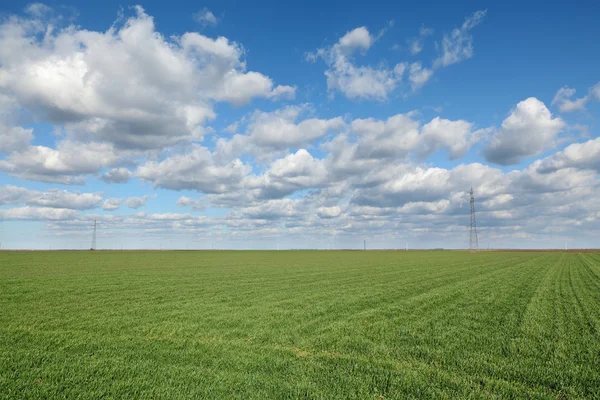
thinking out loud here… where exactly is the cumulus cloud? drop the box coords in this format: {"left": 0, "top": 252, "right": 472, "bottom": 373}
{"left": 537, "top": 137, "right": 600, "bottom": 173}
{"left": 102, "top": 198, "right": 122, "bottom": 211}
{"left": 307, "top": 26, "right": 405, "bottom": 100}
{"left": 345, "top": 112, "right": 485, "bottom": 163}
{"left": 176, "top": 196, "right": 206, "bottom": 211}
{"left": 484, "top": 97, "right": 565, "bottom": 165}
{"left": 126, "top": 195, "right": 152, "bottom": 209}
{"left": 0, "top": 141, "right": 129, "bottom": 184}
{"left": 433, "top": 10, "right": 486, "bottom": 68}
{"left": 193, "top": 8, "right": 218, "bottom": 27}
{"left": 0, "top": 206, "right": 78, "bottom": 221}
{"left": 0, "top": 185, "right": 103, "bottom": 209}
{"left": 308, "top": 11, "right": 485, "bottom": 97}
{"left": 246, "top": 149, "right": 329, "bottom": 199}
{"left": 407, "top": 25, "right": 434, "bottom": 55}
{"left": 0, "top": 5, "right": 293, "bottom": 153}
{"left": 0, "top": 124, "right": 33, "bottom": 154}
{"left": 100, "top": 167, "right": 132, "bottom": 184}
{"left": 0, "top": 95, "right": 33, "bottom": 153}
{"left": 217, "top": 105, "right": 345, "bottom": 159}
{"left": 408, "top": 62, "right": 434, "bottom": 90}
{"left": 420, "top": 117, "right": 490, "bottom": 159}
{"left": 551, "top": 82, "right": 600, "bottom": 113}
{"left": 318, "top": 206, "right": 342, "bottom": 218}
{"left": 135, "top": 144, "right": 250, "bottom": 193}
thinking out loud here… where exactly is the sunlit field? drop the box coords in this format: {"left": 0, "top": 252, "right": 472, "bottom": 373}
{"left": 1, "top": 251, "right": 599, "bottom": 399}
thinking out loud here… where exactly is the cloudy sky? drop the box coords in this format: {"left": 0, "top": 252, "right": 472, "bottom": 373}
{"left": 0, "top": 1, "right": 599, "bottom": 249}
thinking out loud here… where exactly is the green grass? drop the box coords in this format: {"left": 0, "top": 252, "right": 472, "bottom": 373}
{"left": 1, "top": 250, "right": 599, "bottom": 399}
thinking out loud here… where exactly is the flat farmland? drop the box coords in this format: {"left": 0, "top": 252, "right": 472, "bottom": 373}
{"left": 1, "top": 251, "right": 599, "bottom": 399}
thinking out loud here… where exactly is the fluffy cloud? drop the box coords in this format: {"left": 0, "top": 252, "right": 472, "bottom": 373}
{"left": 420, "top": 117, "right": 489, "bottom": 159}
{"left": 100, "top": 168, "right": 132, "bottom": 184}
{"left": 125, "top": 195, "right": 152, "bottom": 209}
{"left": 308, "top": 11, "right": 485, "bottom": 97}
{"left": 484, "top": 97, "right": 565, "bottom": 165}
{"left": 318, "top": 206, "right": 342, "bottom": 219}
{"left": 0, "top": 95, "right": 33, "bottom": 153}
{"left": 176, "top": 196, "right": 206, "bottom": 211}
{"left": 537, "top": 138, "right": 600, "bottom": 173}
{"left": 0, "top": 141, "right": 128, "bottom": 184}
{"left": 0, "top": 5, "right": 293, "bottom": 152}
{"left": 551, "top": 82, "right": 600, "bottom": 113}
{"left": 193, "top": 8, "right": 218, "bottom": 27}
{"left": 235, "top": 198, "right": 301, "bottom": 220}
{"left": 246, "top": 149, "right": 329, "bottom": 199}
{"left": 0, "top": 206, "right": 78, "bottom": 221}
{"left": 407, "top": 62, "right": 434, "bottom": 90}
{"left": 407, "top": 26, "right": 434, "bottom": 55}
{"left": 345, "top": 112, "right": 484, "bottom": 163}
{"left": 308, "top": 26, "right": 405, "bottom": 100}
{"left": 552, "top": 87, "right": 588, "bottom": 112}
{"left": 433, "top": 10, "right": 486, "bottom": 68}
{"left": 0, "top": 185, "right": 102, "bottom": 209}
{"left": 0, "top": 125, "right": 33, "bottom": 154}
{"left": 217, "top": 106, "right": 345, "bottom": 158}
{"left": 135, "top": 144, "right": 250, "bottom": 193}
{"left": 102, "top": 198, "right": 122, "bottom": 211}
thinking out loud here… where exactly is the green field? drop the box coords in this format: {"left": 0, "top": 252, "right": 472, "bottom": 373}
{"left": 1, "top": 251, "right": 599, "bottom": 399}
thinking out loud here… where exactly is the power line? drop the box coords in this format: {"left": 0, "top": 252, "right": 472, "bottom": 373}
{"left": 469, "top": 187, "right": 479, "bottom": 251}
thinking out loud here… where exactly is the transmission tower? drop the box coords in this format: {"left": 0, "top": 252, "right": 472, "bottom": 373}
{"left": 91, "top": 219, "right": 97, "bottom": 251}
{"left": 469, "top": 187, "right": 479, "bottom": 250}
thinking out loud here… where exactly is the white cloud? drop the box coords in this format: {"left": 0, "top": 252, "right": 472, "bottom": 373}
{"left": 551, "top": 82, "right": 600, "bottom": 113}
{"left": 135, "top": 144, "right": 250, "bottom": 193}
{"left": 222, "top": 106, "right": 345, "bottom": 157}
{"left": 338, "top": 26, "right": 373, "bottom": 53}
{"left": 0, "top": 141, "right": 129, "bottom": 184}
{"left": 407, "top": 25, "right": 434, "bottom": 55}
{"left": 420, "top": 117, "right": 490, "bottom": 160}
{"left": 0, "top": 185, "right": 102, "bottom": 209}
{"left": 236, "top": 198, "right": 301, "bottom": 220}
{"left": 102, "top": 198, "right": 122, "bottom": 211}
{"left": 308, "top": 26, "right": 405, "bottom": 100}
{"left": 484, "top": 97, "right": 565, "bottom": 165}
{"left": 592, "top": 83, "right": 600, "bottom": 100}
{"left": 246, "top": 149, "right": 329, "bottom": 199}
{"left": 318, "top": 206, "right": 342, "bottom": 219}
{"left": 193, "top": 8, "right": 218, "bottom": 27}
{"left": 25, "top": 3, "right": 52, "bottom": 18}
{"left": 0, "top": 6, "right": 292, "bottom": 152}
{"left": 126, "top": 195, "right": 152, "bottom": 209}
{"left": 408, "top": 62, "right": 434, "bottom": 90}
{"left": 0, "top": 125, "right": 33, "bottom": 154}
{"left": 100, "top": 167, "right": 132, "bottom": 184}
{"left": 0, "top": 206, "right": 78, "bottom": 221}
{"left": 0, "top": 94, "right": 33, "bottom": 153}
{"left": 433, "top": 10, "right": 486, "bottom": 68}
{"left": 309, "top": 12, "right": 485, "bottom": 97}
{"left": 344, "top": 112, "right": 485, "bottom": 163}
{"left": 552, "top": 87, "right": 588, "bottom": 112}
{"left": 537, "top": 137, "right": 600, "bottom": 173}
{"left": 176, "top": 196, "right": 206, "bottom": 211}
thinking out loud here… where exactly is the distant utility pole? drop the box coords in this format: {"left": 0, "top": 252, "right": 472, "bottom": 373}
{"left": 364, "top": 240, "right": 366, "bottom": 251}
{"left": 469, "top": 187, "right": 479, "bottom": 251}
{"left": 91, "top": 219, "right": 97, "bottom": 251}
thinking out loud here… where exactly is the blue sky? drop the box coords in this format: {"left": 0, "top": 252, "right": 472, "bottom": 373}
{"left": 0, "top": 1, "right": 599, "bottom": 249}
